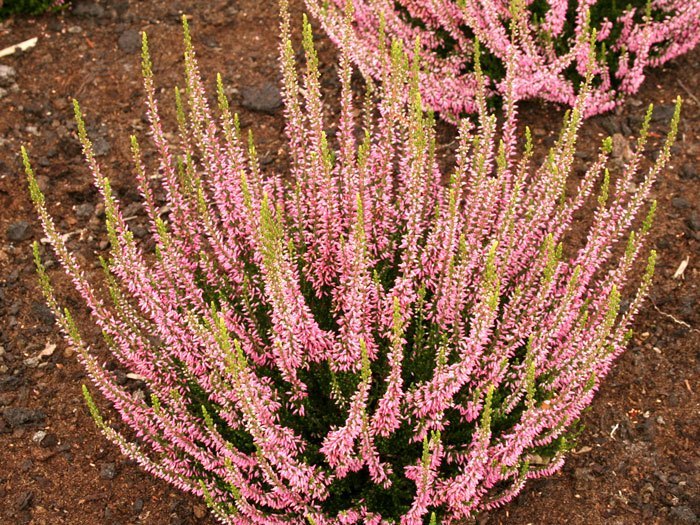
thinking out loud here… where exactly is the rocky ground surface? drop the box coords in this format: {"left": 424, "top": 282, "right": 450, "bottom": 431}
{"left": 0, "top": 0, "right": 698, "bottom": 524}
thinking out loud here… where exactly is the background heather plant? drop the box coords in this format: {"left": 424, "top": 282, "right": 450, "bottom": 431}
{"left": 305, "top": 0, "right": 698, "bottom": 119}
{"left": 23, "top": 6, "right": 680, "bottom": 524}
{"left": 0, "top": 0, "right": 66, "bottom": 18}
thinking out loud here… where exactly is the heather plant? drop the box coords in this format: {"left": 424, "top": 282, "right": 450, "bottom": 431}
{"left": 0, "top": 0, "right": 66, "bottom": 18}
{"left": 24, "top": 5, "right": 680, "bottom": 523}
{"left": 306, "top": 0, "right": 698, "bottom": 119}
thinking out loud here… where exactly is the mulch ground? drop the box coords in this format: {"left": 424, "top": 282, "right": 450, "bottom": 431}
{"left": 0, "top": 1, "right": 698, "bottom": 524}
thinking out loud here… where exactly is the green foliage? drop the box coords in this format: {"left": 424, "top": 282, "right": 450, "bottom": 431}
{"left": 0, "top": 0, "right": 65, "bottom": 18}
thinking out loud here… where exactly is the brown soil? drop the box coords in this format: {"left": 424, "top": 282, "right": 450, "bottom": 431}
{"left": 0, "top": 1, "right": 697, "bottom": 524}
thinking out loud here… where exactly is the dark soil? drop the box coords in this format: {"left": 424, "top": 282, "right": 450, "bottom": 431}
{"left": 0, "top": 1, "right": 698, "bottom": 524}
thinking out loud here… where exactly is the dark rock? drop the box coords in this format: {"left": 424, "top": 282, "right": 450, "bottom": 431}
{"left": 668, "top": 473, "right": 683, "bottom": 484}
{"left": 92, "top": 136, "right": 111, "bottom": 157}
{"left": 100, "top": 462, "right": 117, "bottom": 480}
{"left": 112, "top": 0, "right": 130, "bottom": 16}
{"left": 6, "top": 221, "right": 32, "bottom": 242}
{"left": 47, "top": 18, "right": 63, "bottom": 32}
{"left": 72, "top": 0, "right": 106, "bottom": 17}
{"left": 680, "top": 296, "right": 696, "bottom": 317}
{"left": 114, "top": 370, "right": 127, "bottom": 386}
{"left": 2, "top": 407, "right": 46, "bottom": 428}
{"left": 40, "top": 432, "right": 58, "bottom": 448}
{"left": 122, "top": 202, "right": 142, "bottom": 216}
{"left": 24, "top": 102, "right": 44, "bottom": 118}
{"left": 574, "top": 467, "right": 594, "bottom": 491}
{"left": 621, "top": 120, "right": 632, "bottom": 136}
{"left": 680, "top": 163, "right": 697, "bottom": 180}
{"left": 118, "top": 29, "right": 141, "bottom": 54}
{"left": 656, "top": 236, "right": 671, "bottom": 249}
{"left": 475, "top": 513, "right": 491, "bottom": 525}
{"left": 599, "top": 115, "right": 620, "bottom": 136}
{"left": 193, "top": 504, "right": 207, "bottom": 519}
{"left": 611, "top": 133, "right": 632, "bottom": 162}
{"left": 240, "top": 82, "right": 282, "bottom": 114}
{"left": 0, "top": 64, "right": 16, "bottom": 88}
{"left": 0, "top": 375, "right": 21, "bottom": 392}
{"left": 652, "top": 104, "right": 676, "bottom": 123}
{"left": 687, "top": 213, "right": 700, "bottom": 232}
{"left": 59, "top": 136, "right": 82, "bottom": 158}
{"left": 32, "top": 301, "right": 56, "bottom": 326}
{"left": 671, "top": 197, "right": 691, "bottom": 210}
{"left": 203, "top": 36, "right": 220, "bottom": 48}
{"left": 669, "top": 506, "right": 698, "bottom": 524}
{"left": 654, "top": 470, "right": 669, "bottom": 484}
{"left": 132, "top": 498, "right": 144, "bottom": 513}
{"left": 75, "top": 203, "right": 95, "bottom": 219}
{"left": 627, "top": 114, "right": 643, "bottom": 130}
{"left": 131, "top": 224, "right": 148, "bottom": 239}
{"left": 15, "top": 491, "right": 33, "bottom": 511}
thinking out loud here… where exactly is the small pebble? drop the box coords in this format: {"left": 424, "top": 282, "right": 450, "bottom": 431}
{"left": 193, "top": 504, "right": 207, "bottom": 519}
{"left": 41, "top": 432, "right": 58, "bottom": 448}
{"left": 132, "top": 498, "right": 144, "bottom": 513}
{"left": 671, "top": 197, "right": 691, "bottom": 209}
{"left": 99, "top": 462, "right": 117, "bottom": 480}
{"left": 2, "top": 407, "right": 46, "bottom": 428}
{"left": 72, "top": 0, "right": 105, "bottom": 17}
{"left": 240, "top": 82, "right": 282, "bottom": 114}
{"left": 92, "top": 136, "right": 111, "bottom": 157}
{"left": 15, "top": 491, "right": 33, "bottom": 511}
{"left": 651, "top": 104, "right": 676, "bottom": 122}
{"left": 118, "top": 29, "right": 141, "bottom": 54}
{"left": 0, "top": 64, "right": 17, "bottom": 88}
{"left": 76, "top": 203, "right": 95, "bottom": 218}
{"left": 670, "top": 506, "right": 698, "bottom": 524}
{"left": 132, "top": 224, "right": 148, "bottom": 239}
{"left": 6, "top": 221, "right": 32, "bottom": 242}
{"left": 680, "top": 163, "right": 697, "bottom": 180}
